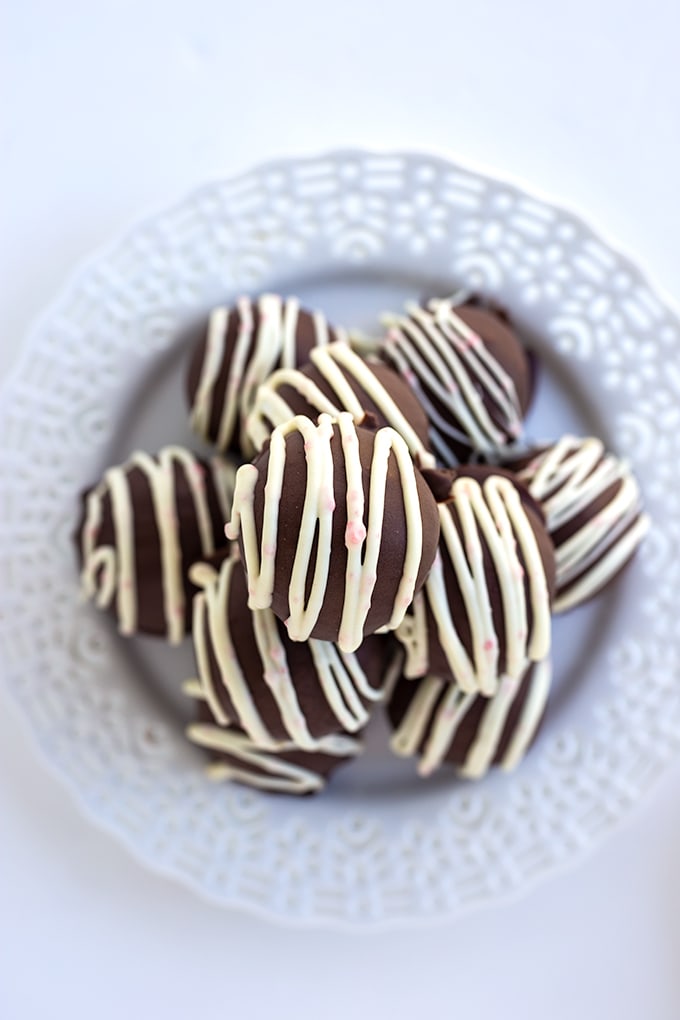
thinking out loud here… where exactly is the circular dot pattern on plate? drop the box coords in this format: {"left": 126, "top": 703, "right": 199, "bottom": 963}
{"left": 1, "top": 150, "right": 680, "bottom": 929}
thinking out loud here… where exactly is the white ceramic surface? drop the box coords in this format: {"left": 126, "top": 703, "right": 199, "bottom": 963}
{"left": 1, "top": 150, "right": 678, "bottom": 929}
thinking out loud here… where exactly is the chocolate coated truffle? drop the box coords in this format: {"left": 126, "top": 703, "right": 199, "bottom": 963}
{"left": 246, "top": 341, "right": 434, "bottom": 465}
{"left": 186, "top": 293, "right": 345, "bottom": 457}
{"left": 381, "top": 297, "right": 532, "bottom": 466}
{"left": 185, "top": 699, "right": 360, "bottom": 795}
{"left": 76, "top": 447, "right": 235, "bottom": 642}
{"left": 388, "top": 657, "right": 551, "bottom": 778}
{"left": 514, "top": 435, "right": 650, "bottom": 613}
{"left": 395, "top": 464, "right": 555, "bottom": 695}
{"left": 188, "top": 553, "right": 390, "bottom": 749}
{"left": 226, "top": 412, "right": 441, "bottom": 652}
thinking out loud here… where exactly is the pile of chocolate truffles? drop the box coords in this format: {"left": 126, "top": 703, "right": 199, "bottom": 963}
{"left": 76, "top": 293, "right": 650, "bottom": 795}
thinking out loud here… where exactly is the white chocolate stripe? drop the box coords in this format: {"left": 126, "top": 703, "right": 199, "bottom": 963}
{"left": 217, "top": 299, "right": 253, "bottom": 452}
{"left": 188, "top": 553, "right": 387, "bottom": 747}
{"left": 193, "top": 560, "right": 276, "bottom": 746}
{"left": 554, "top": 513, "right": 650, "bottom": 613}
{"left": 187, "top": 722, "right": 360, "bottom": 795}
{"left": 189, "top": 306, "right": 230, "bottom": 439}
{"left": 227, "top": 412, "right": 425, "bottom": 653}
{"left": 80, "top": 446, "right": 229, "bottom": 643}
{"left": 500, "top": 657, "right": 552, "bottom": 771}
{"left": 394, "top": 589, "right": 429, "bottom": 679}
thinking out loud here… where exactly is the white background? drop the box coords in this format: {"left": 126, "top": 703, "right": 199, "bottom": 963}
{"left": 2, "top": 2, "right": 680, "bottom": 1017}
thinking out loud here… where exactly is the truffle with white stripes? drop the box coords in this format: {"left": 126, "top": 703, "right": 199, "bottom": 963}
{"left": 188, "top": 553, "right": 391, "bottom": 749}
{"left": 513, "top": 435, "right": 650, "bottom": 613}
{"left": 76, "top": 446, "right": 236, "bottom": 642}
{"left": 381, "top": 297, "right": 533, "bottom": 466}
{"left": 226, "top": 412, "right": 441, "bottom": 652}
{"left": 395, "top": 465, "right": 555, "bottom": 696}
{"left": 388, "top": 658, "right": 551, "bottom": 778}
{"left": 186, "top": 293, "right": 345, "bottom": 457}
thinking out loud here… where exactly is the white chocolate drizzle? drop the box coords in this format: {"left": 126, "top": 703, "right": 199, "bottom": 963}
{"left": 189, "top": 556, "right": 386, "bottom": 750}
{"left": 79, "top": 447, "right": 235, "bottom": 644}
{"left": 227, "top": 412, "right": 427, "bottom": 653}
{"left": 396, "top": 473, "right": 551, "bottom": 696}
{"left": 382, "top": 297, "right": 524, "bottom": 464}
{"left": 246, "top": 341, "right": 435, "bottom": 466}
{"left": 189, "top": 294, "right": 342, "bottom": 456}
{"left": 186, "top": 715, "right": 359, "bottom": 795}
{"left": 517, "top": 436, "right": 650, "bottom": 613}
{"left": 390, "top": 657, "right": 551, "bottom": 778}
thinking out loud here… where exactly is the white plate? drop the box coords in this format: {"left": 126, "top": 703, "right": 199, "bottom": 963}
{"left": 1, "top": 151, "right": 679, "bottom": 930}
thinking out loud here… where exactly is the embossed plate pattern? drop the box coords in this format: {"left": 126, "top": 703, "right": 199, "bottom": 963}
{"left": 1, "top": 151, "right": 679, "bottom": 928}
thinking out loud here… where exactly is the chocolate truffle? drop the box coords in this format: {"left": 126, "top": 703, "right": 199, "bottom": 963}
{"left": 514, "top": 435, "right": 650, "bottom": 613}
{"left": 388, "top": 657, "right": 551, "bottom": 778}
{"left": 395, "top": 465, "right": 555, "bottom": 696}
{"left": 76, "top": 447, "right": 236, "bottom": 643}
{"left": 381, "top": 296, "right": 532, "bottom": 466}
{"left": 186, "top": 293, "right": 345, "bottom": 458}
{"left": 188, "top": 554, "right": 390, "bottom": 749}
{"left": 185, "top": 698, "right": 360, "bottom": 795}
{"left": 226, "top": 412, "right": 441, "bottom": 652}
{"left": 246, "top": 341, "right": 434, "bottom": 466}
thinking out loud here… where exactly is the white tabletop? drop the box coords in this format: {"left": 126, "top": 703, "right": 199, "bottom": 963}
{"left": 3, "top": 3, "right": 680, "bottom": 1017}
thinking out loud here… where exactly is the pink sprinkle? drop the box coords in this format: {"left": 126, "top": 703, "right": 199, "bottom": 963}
{"left": 483, "top": 639, "right": 495, "bottom": 653}
{"left": 388, "top": 329, "right": 400, "bottom": 342}
{"left": 122, "top": 580, "right": 132, "bottom": 590}
{"left": 514, "top": 564, "right": 525, "bottom": 579}
{"left": 263, "top": 544, "right": 276, "bottom": 558}
{"left": 325, "top": 497, "right": 336, "bottom": 513}
{"left": 345, "top": 521, "right": 367, "bottom": 547}
{"left": 447, "top": 382, "right": 459, "bottom": 395}
{"left": 304, "top": 440, "right": 313, "bottom": 453}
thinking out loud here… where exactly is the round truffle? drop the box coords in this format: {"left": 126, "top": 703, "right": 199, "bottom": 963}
{"left": 387, "top": 657, "right": 551, "bottom": 778}
{"left": 514, "top": 435, "right": 650, "bottom": 613}
{"left": 188, "top": 553, "right": 391, "bottom": 749}
{"left": 246, "top": 341, "right": 434, "bottom": 465}
{"left": 186, "top": 293, "right": 345, "bottom": 457}
{"left": 395, "top": 464, "right": 555, "bottom": 696}
{"left": 76, "top": 446, "right": 236, "bottom": 642}
{"left": 226, "top": 412, "right": 441, "bottom": 652}
{"left": 185, "top": 699, "right": 360, "bottom": 796}
{"left": 381, "top": 296, "right": 533, "bottom": 466}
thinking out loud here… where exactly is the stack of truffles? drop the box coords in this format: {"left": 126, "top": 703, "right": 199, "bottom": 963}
{"left": 76, "top": 293, "right": 650, "bottom": 795}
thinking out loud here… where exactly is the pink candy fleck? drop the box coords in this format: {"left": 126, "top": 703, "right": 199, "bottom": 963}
{"left": 345, "top": 520, "right": 367, "bottom": 547}
{"left": 483, "top": 639, "right": 495, "bottom": 653}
